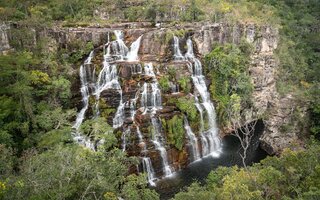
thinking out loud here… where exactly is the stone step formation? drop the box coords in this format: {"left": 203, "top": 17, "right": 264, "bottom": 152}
{"left": 72, "top": 30, "right": 223, "bottom": 185}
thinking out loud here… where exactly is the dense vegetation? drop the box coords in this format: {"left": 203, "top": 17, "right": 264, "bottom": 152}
{"left": 173, "top": 141, "right": 320, "bottom": 200}
{"left": 0, "top": 0, "right": 319, "bottom": 199}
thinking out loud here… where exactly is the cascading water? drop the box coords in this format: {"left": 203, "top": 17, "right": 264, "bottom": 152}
{"left": 185, "top": 38, "right": 221, "bottom": 157}
{"left": 121, "top": 129, "right": 130, "bottom": 152}
{"left": 74, "top": 30, "right": 143, "bottom": 142}
{"left": 73, "top": 51, "right": 94, "bottom": 130}
{"left": 141, "top": 63, "right": 162, "bottom": 114}
{"left": 173, "top": 36, "right": 184, "bottom": 60}
{"left": 141, "top": 63, "right": 172, "bottom": 177}
{"left": 151, "top": 117, "right": 173, "bottom": 177}
{"left": 142, "top": 157, "right": 156, "bottom": 186}
{"left": 144, "top": 62, "right": 156, "bottom": 76}
{"left": 174, "top": 36, "right": 221, "bottom": 158}
{"left": 72, "top": 51, "right": 97, "bottom": 150}
{"left": 184, "top": 116, "right": 200, "bottom": 161}
{"left": 127, "top": 36, "right": 143, "bottom": 61}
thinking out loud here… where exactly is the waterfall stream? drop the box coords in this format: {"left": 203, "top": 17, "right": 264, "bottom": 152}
{"left": 173, "top": 36, "right": 221, "bottom": 158}
{"left": 141, "top": 63, "right": 173, "bottom": 177}
{"left": 73, "top": 30, "right": 143, "bottom": 145}
{"left": 151, "top": 117, "right": 173, "bottom": 177}
{"left": 184, "top": 116, "right": 200, "bottom": 161}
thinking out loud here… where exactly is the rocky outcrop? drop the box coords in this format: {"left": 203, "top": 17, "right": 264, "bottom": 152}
{"left": 0, "top": 23, "right": 12, "bottom": 54}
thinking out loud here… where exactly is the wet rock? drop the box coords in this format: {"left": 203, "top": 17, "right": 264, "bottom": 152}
{"left": 0, "top": 23, "right": 11, "bottom": 54}
{"left": 100, "top": 88, "right": 121, "bottom": 107}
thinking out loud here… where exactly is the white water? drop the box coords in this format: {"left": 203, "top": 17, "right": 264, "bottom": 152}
{"left": 127, "top": 36, "right": 143, "bottom": 61}
{"left": 151, "top": 117, "right": 173, "bottom": 177}
{"left": 184, "top": 116, "right": 200, "bottom": 161}
{"left": 73, "top": 31, "right": 143, "bottom": 145}
{"left": 185, "top": 38, "right": 221, "bottom": 157}
{"left": 173, "top": 36, "right": 185, "bottom": 60}
{"left": 141, "top": 63, "right": 162, "bottom": 114}
{"left": 174, "top": 36, "right": 221, "bottom": 158}
{"left": 73, "top": 51, "right": 94, "bottom": 130}
{"left": 72, "top": 51, "right": 98, "bottom": 150}
{"left": 142, "top": 157, "right": 156, "bottom": 186}
{"left": 144, "top": 62, "right": 156, "bottom": 77}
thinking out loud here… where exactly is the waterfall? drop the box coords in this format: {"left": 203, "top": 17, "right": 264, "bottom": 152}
{"left": 144, "top": 62, "right": 156, "bottom": 77}
{"left": 142, "top": 157, "right": 156, "bottom": 186}
{"left": 150, "top": 82, "right": 162, "bottom": 112}
{"left": 72, "top": 51, "right": 97, "bottom": 150}
{"left": 141, "top": 62, "right": 173, "bottom": 177}
{"left": 173, "top": 36, "right": 221, "bottom": 158}
{"left": 151, "top": 117, "right": 173, "bottom": 177}
{"left": 127, "top": 36, "right": 143, "bottom": 61}
{"left": 113, "top": 30, "right": 129, "bottom": 60}
{"left": 141, "top": 63, "right": 162, "bottom": 114}
{"left": 121, "top": 128, "right": 130, "bottom": 152}
{"left": 184, "top": 116, "right": 200, "bottom": 161}
{"left": 170, "top": 82, "right": 179, "bottom": 93}
{"left": 74, "top": 31, "right": 143, "bottom": 143}
{"left": 73, "top": 51, "right": 95, "bottom": 130}
{"left": 185, "top": 38, "right": 221, "bottom": 157}
{"left": 173, "top": 36, "right": 184, "bottom": 60}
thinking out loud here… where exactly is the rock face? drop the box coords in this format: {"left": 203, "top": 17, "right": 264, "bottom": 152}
{"left": 2, "top": 22, "right": 305, "bottom": 165}
{"left": 0, "top": 23, "right": 11, "bottom": 54}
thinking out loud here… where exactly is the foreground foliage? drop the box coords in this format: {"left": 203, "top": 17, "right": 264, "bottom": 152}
{"left": 173, "top": 141, "right": 320, "bottom": 200}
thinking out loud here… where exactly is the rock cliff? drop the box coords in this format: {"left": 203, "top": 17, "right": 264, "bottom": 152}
{"left": 0, "top": 22, "right": 305, "bottom": 172}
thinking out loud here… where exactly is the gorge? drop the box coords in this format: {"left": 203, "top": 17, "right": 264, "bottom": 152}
{"left": 57, "top": 22, "right": 281, "bottom": 185}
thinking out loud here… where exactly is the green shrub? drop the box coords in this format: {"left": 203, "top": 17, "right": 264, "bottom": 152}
{"left": 176, "top": 97, "right": 198, "bottom": 122}
{"left": 205, "top": 42, "right": 253, "bottom": 125}
{"left": 178, "top": 76, "right": 191, "bottom": 94}
{"left": 162, "top": 115, "right": 185, "bottom": 151}
{"left": 159, "top": 76, "right": 171, "bottom": 93}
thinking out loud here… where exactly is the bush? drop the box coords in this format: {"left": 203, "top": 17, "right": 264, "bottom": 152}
{"left": 205, "top": 42, "right": 253, "bottom": 125}
{"left": 176, "top": 97, "right": 198, "bottom": 122}
{"left": 162, "top": 115, "right": 185, "bottom": 151}
{"left": 159, "top": 76, "right": 171, "bottom": 93}
{"left": 178, "top": 76, "right": 191, "bottom": 94}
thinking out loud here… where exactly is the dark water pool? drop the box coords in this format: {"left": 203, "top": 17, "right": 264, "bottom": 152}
{"left": 153, "top": 120, "right": 268, "bottom": 199}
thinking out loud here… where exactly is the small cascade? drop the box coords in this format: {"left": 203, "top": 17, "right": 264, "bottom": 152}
{"left": 127, "top": 36, "right": 143, "bottom": 61}
{"left": 73, "top": 51, "right": 95, "bottom": 130}
{"left": 142, "top": 157, "right": 156, "bottom": 186}
{"left": 113, "top": 97, "right": 125, "bottom": 128}
{"left": 185, "top": 38, "right": 221, "bottom": 157}
{"left": 151, "top": 117, "right": 173, "bottom": 177}
{"left": 130, "top": 92, "right": 139, "bottom": 121}
{"left": 173, "top": 36, "right": 185, "bottom": 60}
{"left": 170, "top": 82, "right": 179, "bottom": 93}
{"left": 141, "top": 63, "right": 162, "bottom": 114}
{"left": 136, "top": 127, "right": 145, "bottom": 147}
{"left": 144, "top": 62, "right": 156, "bottom": 77}
{"left": 150, "top": 82, "right": 162, "bottom": 111}
{"left": 113, "top": 30, "right": 129, "bottom": 60}
{"left": 173, "top": 36, "right": 221, "bottom": 158}
{"left": 121, "top": 128, "right": 130, "bottom": 152}
{"left": 96, "top": 64, "right": 120, "bottom": 97}
{"left": 130, "top": 64, "right": 142, "bottom": 74}
{"left": 137, "top": 126, "right": 157, "bottom": 186}
{"left": 184, "top": 116, "right": 200, "bottom": 161}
